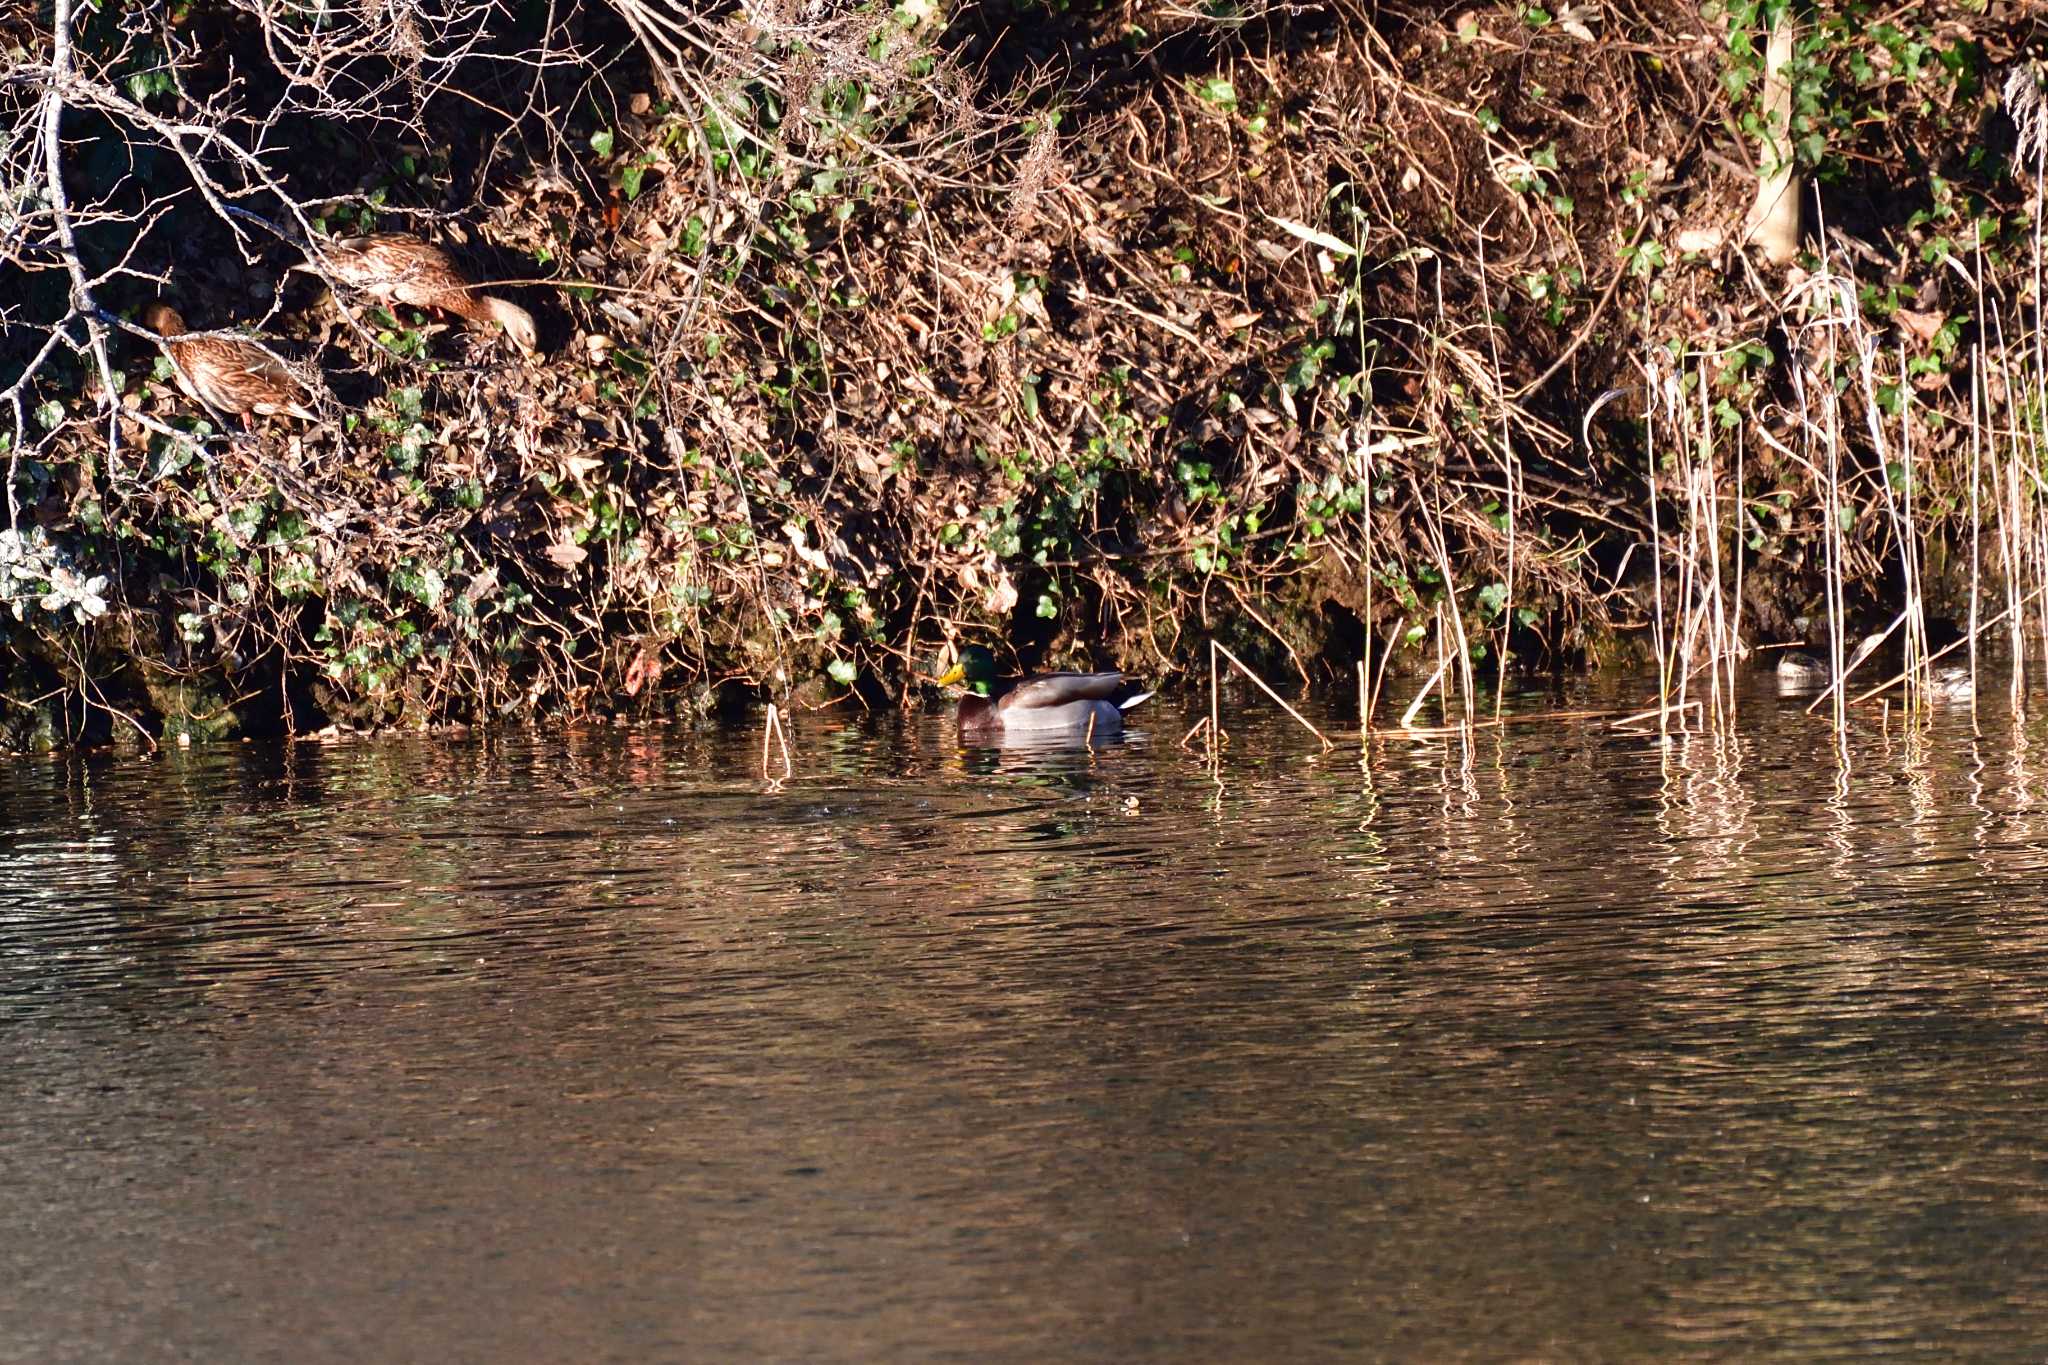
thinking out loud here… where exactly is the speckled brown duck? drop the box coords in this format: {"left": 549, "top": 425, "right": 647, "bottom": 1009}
{"left": 141, "top": 302, "right": 318, "bottom": 426}
{"left": 304, "top": 232, "right": 536, "bottom": 352}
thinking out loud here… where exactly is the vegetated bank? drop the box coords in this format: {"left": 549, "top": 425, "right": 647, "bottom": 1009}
{"left": 0, "top": 0, "right": 2036, "bottom": 748}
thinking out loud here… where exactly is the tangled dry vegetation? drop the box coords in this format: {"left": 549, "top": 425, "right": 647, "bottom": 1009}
{"left": 0, "top": 0, "right": 2041, "bottom": 745}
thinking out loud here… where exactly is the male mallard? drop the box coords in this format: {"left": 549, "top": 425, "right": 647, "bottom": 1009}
{"left": 141, "top": 302, "right": 318, "bottom": 426}
{"left": 300, "top": 232, "right": 537, "bottom": 352}
{"left": 934, "top": 643, "right": 1153, "bottom": 745}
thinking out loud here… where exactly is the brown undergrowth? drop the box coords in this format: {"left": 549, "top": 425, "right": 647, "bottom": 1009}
{"left": 0, "top": 0, "right": 2039, "bottom": 746}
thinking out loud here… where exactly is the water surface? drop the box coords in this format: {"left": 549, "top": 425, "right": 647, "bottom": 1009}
{"left": 6, "top": 685, "right": 2048, "bottom": 1360}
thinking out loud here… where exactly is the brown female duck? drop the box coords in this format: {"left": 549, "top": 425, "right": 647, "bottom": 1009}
{"left": 304, "top": 232, "right": 536, "bottom": 352}
{"left": 141, "top": 302, "right": 318, "bottom": 426}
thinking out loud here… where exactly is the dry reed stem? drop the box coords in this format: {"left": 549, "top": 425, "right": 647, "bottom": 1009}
{"left": 1611, "top": 699, "right": 1703, "bottom": 732}
{"left": 1210, "top": 642, "right": 1222, "bottom": 771}
{"left": 1367, "top": 617, "right": 1404, "bottom": 727}
{"left": 1373, "top": 707, "right": 1623, "bottom": 741}
{"left": 1211, "top": 640, "right": 1334, "bottom": 750}
{"left": 1399, "top": 654, "right": 1452, "bottom": 730}
{"left": 1639, "top": 340, "right": 1670, "bottom": 735}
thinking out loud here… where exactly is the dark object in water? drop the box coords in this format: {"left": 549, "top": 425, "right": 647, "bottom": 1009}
{"left": 1775, "top": 650, "right": 1831, "bottom": 690}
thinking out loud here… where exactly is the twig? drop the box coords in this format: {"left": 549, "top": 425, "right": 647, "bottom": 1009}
{"left": 761, "top": 702, "right": 793, "bottom": 782}
{"left": 1399, "top": 652, "right": 1450, "bottom": 729}
{"left": 1610, "top": 698, "right": 1703, "bottom": 731}
{"left": 1210, "top": 640, "right": 1333, "bottom": 749}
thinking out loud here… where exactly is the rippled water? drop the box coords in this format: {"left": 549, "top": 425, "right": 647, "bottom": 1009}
{"left": 6, "top": 683, "right": 2048, "bottom": 1360}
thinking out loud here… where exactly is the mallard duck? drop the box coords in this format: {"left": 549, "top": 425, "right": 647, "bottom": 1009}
{"left": 1775, "top": 634, "right": 1882, "bottom": 692}
{"left": 141, "top": 302, "right": 318, "bottom": 426}
{"left": 934, "top": 644, "right": 1153, "bottom": 745}
{"left": 1775, "top": 650, "right": 1831, "bottom": 690}
{"left": 1927, "top": 664, "right": 1975, "bottom": 701}
{"left": 300, "top": 232, "right": 536, "bottom": 352}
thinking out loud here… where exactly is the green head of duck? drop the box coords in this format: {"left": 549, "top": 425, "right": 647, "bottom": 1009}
{"left": 933, "top": 644, "right": 998, "bottom": 697}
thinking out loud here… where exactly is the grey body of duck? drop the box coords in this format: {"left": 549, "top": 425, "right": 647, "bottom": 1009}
{"left": 1927, "top": 665, "right": 1975, "bottom": 701}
